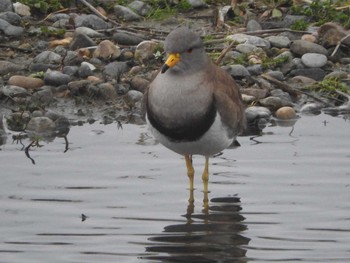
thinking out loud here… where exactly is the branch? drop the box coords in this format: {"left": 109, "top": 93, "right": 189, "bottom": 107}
{"left": 331, "top": 33, "right": 350, "bottom": 57}
{"left": 78, "top": 0, "right": 120, "bottom": 26}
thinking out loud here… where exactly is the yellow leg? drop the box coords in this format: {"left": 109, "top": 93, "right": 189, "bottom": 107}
{"left": 185, "top": 155, "right": 195, "bottom": 203}
{"left": 202, "top": 156, "right": 209, "bottom": 206}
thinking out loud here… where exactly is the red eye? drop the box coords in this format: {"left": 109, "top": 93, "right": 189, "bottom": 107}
{"left": 187, "top": 48, "right": 193, "bottom": 53}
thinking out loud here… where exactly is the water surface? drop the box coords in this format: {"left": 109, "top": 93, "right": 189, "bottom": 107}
{"left": 1, "top": 113, "right": 350, "bottom": 262}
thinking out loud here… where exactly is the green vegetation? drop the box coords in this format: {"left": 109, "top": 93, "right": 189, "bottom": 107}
{"left": 146, "top": 0, "right": 192, "bottom": 20}
{"left": 292, "top": 0, "right": 350, "bottom": 27}
{"left": 40, "top": 26, "right": 65, "bottom": 37}
{"left": 290, "top": 19, "right": 308, "bottom": 31}
{"left": 18, "top": 0, "right": 76, "bottom": 14}
{"left": 261, "top": 55, "right": 289, "bottom": 69}
{"left": 306, "top": 77, "right": 349, "bottom": 97}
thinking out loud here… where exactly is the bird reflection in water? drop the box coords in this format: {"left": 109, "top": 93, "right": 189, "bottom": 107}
{"left": 143, "top": 196, "right": 250, "bottom": 263}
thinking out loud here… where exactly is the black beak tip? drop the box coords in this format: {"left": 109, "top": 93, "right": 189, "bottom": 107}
{"left": 161, "top": 64, "right": 169, "bottom": 74}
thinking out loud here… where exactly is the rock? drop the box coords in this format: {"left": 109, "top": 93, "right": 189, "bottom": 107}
{"left": 226, "top": 33, "right": 271, "bottom": 48}
{"left": 241, "top": 88, "right": 269, "bottom": 100}
{"left": 270, "top": 89, "right": 293, "bottom": 106}
{"left": 187, "top": 0, "right": 207, "bottom": 8}
{"left": 128, "top": 1, "right": 152, "bottom": 16}
{"left": 33, "top": 51, "right": 62, "bottom": 64}
{"left": 97, "top": 83, "right": 117, "bottom": 100}
{"left": 266, "top": 71, "right": 285, "bottom": 81}
{"left": 290, "top": 68, "right": 326, "bottom": 81}
{"left": 246, "top": 64, "right": 263, "bottom": 75}
{"left": 265, "top": 35, "right": 291, "bottom": 48}
{"left": 116, "top": 83, "right": 130, "bottom": 95}
{"left": 0, "top": 0, "right": 12, "bottom": 12}
{"left": 236, "top": 43, "right": 261, "bottom": 54}
{"left": 8, "top": 75, "right": 44, "bottom": 89}
{"left": 0, "top": 85, "right": 29, "bottom": 98}
{"left": 290, "top": 75, "right": 317, "bottom": 85}
{"left": 290, "top": 40, "right": 328, "bottom": 56}
{"left": 0, "top": 11, "right": 21, "bottom": 25}
{"left": 318, "top": 22, "right": 350, "bottom": 47}
{"left": 300, "top": 103, "right": 322, "bottom": 115}
{"left": 114, "top": 5, "right": 141, "bottom": 21}
{"left": 78, "top": 63, "right": 93, "bottom": 78}
{"left": 112, "top": 31, "right": 145, "bottom": 45}
{"left": 245, "top": 106, "right": 271, "bottom": 134}
{"left": 31, "top": 87, "right": 54, "bottom": 106}
{"left": 0, "top": 18, "right": 24, "bottom": 37}
{"left": 74, "top": 26, "right": 104, "bottom": 38}
{"left": 0, "top": 61, "right": 24, "bottom": 75}
{"left": 275, "top": 106, "right": 297, "bottom": 120}
{"left": 301, "top": 53, "right": 327, "bottom": 68}
{"left": 125, "top": 90, "right": 143, "bottom": 108}
{"left": 301, "top": 34, "right": 317, "bottom": 43}
{"left": 70, "top": 32, "right": 97, "bottom": 50}
{"left": 12, "top": 2, "right": 30, "bottom": 16}
{"left": 134, "top": 41, "right": 159, "bottom": 62}
{"left": 103, "top": 62, "right": 129, "bottom": 81}
{"left": 246, "top": 19, "right": 262, "bottom": 32}
{"left": 74, "top": 14, "right": 111, "bottom": 30}
{"left": 259, "top": 96, "right": 283, "bottom": 110}
{"left": 223, "top": 64, "right": 251, "bottom": 78}
{"left": 93, "top": 40, "right": 121, "bottom": 60}
{"left": 130, "top": 76, "right": 150, "bottom": 93}
{"left": 324, "top": 71, "right": 348, "bottom": 80}
{"left": 44, "top": 71, "right": 71, "bottom": 86}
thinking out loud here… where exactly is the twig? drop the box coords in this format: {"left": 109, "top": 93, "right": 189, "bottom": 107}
{"left": 243, "top": 28, "right": 310, "bottom": 36}
{"left": 331, "top": 33, "right": 350, "bottom": 57}
{"left": 215, "top": 40, "right": 236, "bottom": 65}
{"left": 78, "top": 0, "right": 120, "bottom": 26}
{"left": 38, "top": 8, "right": 72, "bottom": 24}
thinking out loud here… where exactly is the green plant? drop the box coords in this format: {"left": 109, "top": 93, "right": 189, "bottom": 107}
{"left": 290, "top": 19, "right": 308, "bottom": 31}
{"left": 261, "top": 55, "right": 289, "bottom": 69}
{"left": 19, "top": 0, "right": 62, "bottom": 14}
{"left": 307, "top": 77, "right": 349, "bottom": 97}
{"left": 146, "top": 0, "right": 192, "bottom": 20}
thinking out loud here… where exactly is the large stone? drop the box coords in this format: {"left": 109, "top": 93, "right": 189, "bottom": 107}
{"left": 301, "top": 53, "right": 328, "bottom": 68}
{"left": 8, "top": 75, "right": 44, "bottom": 89}
{"left": 290, "top": 40, "right": 328, "bottom": 56}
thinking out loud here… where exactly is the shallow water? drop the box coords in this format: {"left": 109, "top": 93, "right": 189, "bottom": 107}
{"left": 1, "top": 113, "right": 350, "bottom": 262}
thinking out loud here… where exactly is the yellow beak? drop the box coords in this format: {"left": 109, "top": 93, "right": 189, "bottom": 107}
{"left": 161, "top": 53, "right": 180, "bottom": 73}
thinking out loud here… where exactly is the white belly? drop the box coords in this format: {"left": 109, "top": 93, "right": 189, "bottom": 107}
{"left": 147, "top": 114, "right": 234, "bottom": 156}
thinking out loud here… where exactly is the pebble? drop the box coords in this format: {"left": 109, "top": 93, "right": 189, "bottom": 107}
{"left": 114, "top": 5, "right": 141, "bottom": 21}
{"left": 31, "top": 88, "right": 54, "bottom": 106}
{"left": 128, "top": 1, "right": 152, "bottom": 16}
{"left": 97, "top": 83, "right": 117, "bottom": 100}
{"left": 318, "top": 22, "right": 350, "bottom": 47}
{"left": 259, "top": 96, "right": 283, "bottom": 110}
{"left": 241, "top": 88, "right": 269, "bottom": 100}
{"left": 75, "top": 27, "right": 104, "bottom": 38}
{"left": 33, "top": 51, "right": 61, "bottom": 64}
{"left": 290, "top": 40, "right": 328, "bottom": 56}
{"left": 8, "top": 75, "right": 44, "bottom": 89}
{"left": 226, "top": 33, "right": 271, "bottom": 48}
{"left": 70, "top": 32, "right": 96, "bottom": 50}
{"left": 246, "top": 19, "right": 262, "bottom": 31}
{"left": 265, "top": 35, "right": 291, "bottom": 48}
{"left": 187, "top": 0, "right": 207, "bottom": 8}
{"left": 44, "top": 71, "right": 71, "bottom": 86}
{"left": 290, "top": 68, "right": 326, "bottom": 81}
{"left": 12, "top": 2, "right": 31, "bottom": 16}
{"left": 125, "top": 90, "right": 143, "bottom": 108}
{"left": 112, "top": 31, "right": 145, "bottom": 45}
{"left": 301, "top": 53, "right": 328, "bottom": 68}
{"left": 0, "top": 85, "right": 29, "bottom": 98}
{"left": 74, "top": 14, "right": 111, "bottom": 30}
{"left": 224, "top": 64, "right": 251, "bottom": 78}
{"left": 236, "top": 43, "right": 261, "bottom": 54}
{"left": 93, "top": 40, "right": 121, "bottom": 60}
{"left": 0, "top": 61, "right": 24, "bottom": 75}
{"left": 134, "top": 41, "right": 159, "bottom": 63}
{"left": 0, "top": 11, "right": 21, "bottom": 25}
{"left": 0, "top": 0, "right": 12, "bottom": 12}
{"left": 103, "top": 62, "right": 129, "bottom": 81}
{"left": 0, "top": 18, "right": 24, "bottom": 37}
{"left": 275, "top": 106, "right": 297, "bottom": 120}
{"left": 130, "top": 76, "right": 150, "bottom": 93}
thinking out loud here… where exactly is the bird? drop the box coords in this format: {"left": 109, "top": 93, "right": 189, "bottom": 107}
{"left": 144, "top": 27, "right": 245, "bottom": 203}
